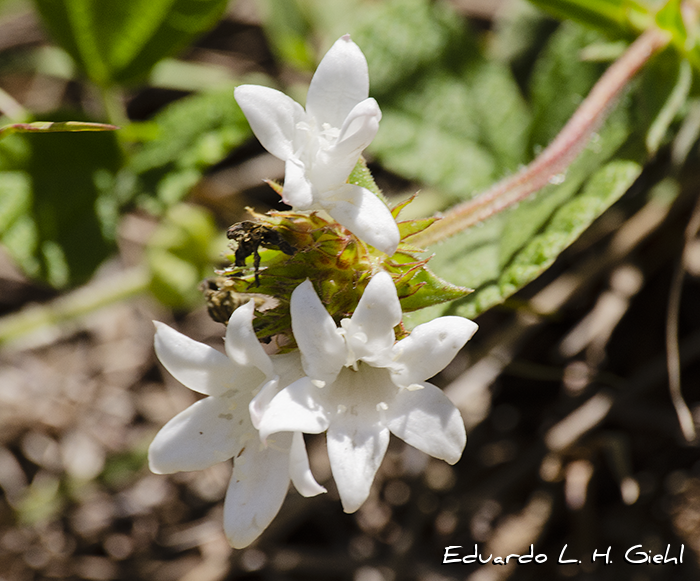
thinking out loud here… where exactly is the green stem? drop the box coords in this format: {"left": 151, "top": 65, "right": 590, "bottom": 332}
{"left": 0, "top": 266, "right": 150, "bottom": 348}
{"left": 411, "top": 27, "right": 671, "bottom": 248}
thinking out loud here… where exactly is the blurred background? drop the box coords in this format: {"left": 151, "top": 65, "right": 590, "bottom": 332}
{"left": 1, "top": 0, "right": 700, "bottom": 579}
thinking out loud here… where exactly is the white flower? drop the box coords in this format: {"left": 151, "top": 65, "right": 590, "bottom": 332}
{"left": 234, "top": 35, "right": 399, "bottom": 256}
{"left": 149, "top": 301, "right": 325, "bottom": 549}
{"left": 257, "top": 272, "right": 478, "bottom": 513}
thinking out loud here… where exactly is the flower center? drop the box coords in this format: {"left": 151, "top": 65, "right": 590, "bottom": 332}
{"left": 331, "top": 363, "right": 394, "bottom": 415}
{"left": 295, "top": 119, "right": 340, "bottom": 167}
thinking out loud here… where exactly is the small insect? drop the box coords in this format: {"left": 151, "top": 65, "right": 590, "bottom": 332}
{"left": 226, "top": 221, "right": 296, "bottom": 285}
{"left": 200, "top": 278, "right": 278, "bottom": 323}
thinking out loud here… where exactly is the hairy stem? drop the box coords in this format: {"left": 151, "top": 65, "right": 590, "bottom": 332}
{"left": 411, "top": 27, "right": 671, "bottom": 248}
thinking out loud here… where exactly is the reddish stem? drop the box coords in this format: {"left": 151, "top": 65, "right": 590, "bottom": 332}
{"left": 412, "top": 27, "right": 671, "bottom": 248}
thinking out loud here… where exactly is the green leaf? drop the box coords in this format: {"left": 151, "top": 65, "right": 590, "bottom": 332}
{"left": 363, "top": 0, "right": 531, "bottom": 202}
{"left": 526, "top": 0, "right": 651, "bottom": 37}
{"left": 403, "top": 22, "right": 648, "bottom": 326}
{"left": 470, "top": 62, "right": 533, "bottom": 172}
{"left": 0, "top": 115, "right": 122, "bottom": 287}
{"left": 32, "top": 0, "right": 228, "bottom": 85}
{"left": 529, "top": 22, "right": 608, "bottom": 150}
{"left": 490, "top": 0, "right": 559, "bottom": 67}
{"left": 407, "top": 158, "right": 641, "bottom": 326}
{"left": 397, "top": 217, "right": 437, "bottom": 241}
{"left": 499, "top": 160, "right": 641, "bottom": 293}
{"left": 639, "top": 50, "right": 692, "bottom": 154}
{"left": 0, "top": 121, "right": 118, "bottom": 140}
{"left": 25, "top": 121, "right": 123, "bottom": 286}
{"left": 354, "top": 0, "right": 470, "bottom": 96}
{"left": 372, "top": 103, "right": 497, "bottom": 201}
{"left": 149, "top": 58, "right": 236, "bottom": 91}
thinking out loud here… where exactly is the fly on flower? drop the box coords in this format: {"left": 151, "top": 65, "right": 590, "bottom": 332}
{"left": 226, "top": 221, "right": 296, "bottom": 285}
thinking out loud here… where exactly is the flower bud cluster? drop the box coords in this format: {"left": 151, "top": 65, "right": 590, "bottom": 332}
{"left": 202, "top": 200, "right": 468, "bottom": 343}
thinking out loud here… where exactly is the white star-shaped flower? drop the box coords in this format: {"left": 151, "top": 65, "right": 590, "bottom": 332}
{"left": 257, "top": 272, "right": 478, "bottom": 513}
{"left": 234, "top": 35, "right": 399, "bottom": 256}
{"left": 149, "top": 301, "right": 325, "bottom": 548}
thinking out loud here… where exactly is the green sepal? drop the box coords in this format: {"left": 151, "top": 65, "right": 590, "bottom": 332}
{"left": 397, "top": 216, "right": 439, "bottom": 241}
{"left": 386, "top": 252, "right": 471, "bottom": 312}
{"left": 347, "top": 155, "right": 386, "bottom": 201}
{"left": 392, "top": 193, "right": 440, "bottom": 240}
{"left": 391, "top": 195, "right": 414, "bottom": 218}
{"left": 202, "top": 207, "right": 469, "bottom": 342}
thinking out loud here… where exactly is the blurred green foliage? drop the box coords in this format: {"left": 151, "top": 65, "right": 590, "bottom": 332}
{"left": 129, "top": 87, "right": 252, "bottom": 210}
{"left": 32, "top": 0, "right": 229, "bottom": 86}
{"left": 147, "top": 203, "right": 224, "bottom": 308}
{"left": 0, "top": 117, "right": 121, "bottom": 287}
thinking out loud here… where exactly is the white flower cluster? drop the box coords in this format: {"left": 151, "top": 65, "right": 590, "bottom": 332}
{"left": 149, "top": 36, "right": 479, "bottom": 548}
{"left": 151, "top": 273, "right": 476, "bottom": 547}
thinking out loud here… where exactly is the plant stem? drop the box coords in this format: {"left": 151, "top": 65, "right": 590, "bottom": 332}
{"left": 666, "top": 194, "right": 700, "bottom": 443}
{"left": 0, "top": 266, "right": 150, "bottom": 349}
{"left": 411, "top": 27, "right": 671, "bottom": 248}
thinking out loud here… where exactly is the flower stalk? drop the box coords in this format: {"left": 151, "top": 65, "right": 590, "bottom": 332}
{"left": 410, "top": 27, "right": 672, "bottom": 249}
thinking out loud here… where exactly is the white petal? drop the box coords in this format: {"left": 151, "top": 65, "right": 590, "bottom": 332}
{"left": 289, "top": 432, "right": 326, "bottom": 497}
{"left": 390, "top": 316, "right": 478, "bottom": 388}
{"left": 327, "top": 411, "right": 389, "bottom": 513}
{"left": 249, "top": 376, "right": 279, "bottom": 430}
{"left": 258, "top": 377, "right": 331, "bottom": 440}
{"left": 272, "top": 350, "right": 307, "bottom": 383}
{"left": 225, "top": 301, "right": 274, "bottom": 379}
{"left": 154, "top": 322, "right": 241, "bottom": 396}
{"left": 235, "top": 85, "right": 305, "bottom": 161}
{"left": 250, "top": 351, "right": 307, "bottom": 429}
{"left": 323, "top": 184, "right": 400, "bottom": 256}
{"left": 282, "top": 157, "right": 314, "bottom": 209}
{"left": 223, "top": 439, "right": 291, "bottom": 548}
{"left": 148, "top": 397, "right": 245, "bottom": 474}
{"left": 314, "top": 98, "right": 382, "bottom": 189}
{"left": 290, "top": 280, "right": 346, "bottom": 384}
{"left": 333, "top": 98, "right": 381, "bottom": 160}
{"left": 384, "top": 382, "right": 466, "bottom": 464}
{"left": 344, "top": 271, "right": 401, "bottom": 364}
{"left": 306, "top": 35, "right": 370, "bottom": 130}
